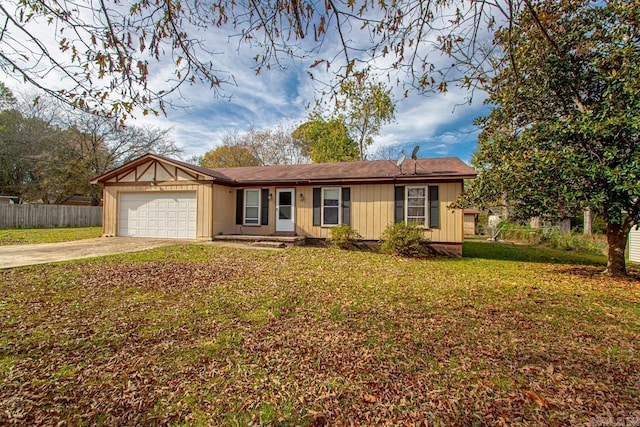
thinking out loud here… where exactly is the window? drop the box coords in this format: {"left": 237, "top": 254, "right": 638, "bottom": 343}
{"left": 322, "top": 187, "right": 341, "bottom": 226}
{"left": 406, "top": 186, "right": 427, "bottom": 226}
{"left": 244, "top": 189, "right": 260, "bottom": 225}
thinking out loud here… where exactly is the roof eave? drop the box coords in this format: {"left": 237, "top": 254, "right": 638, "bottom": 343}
{"left": 90, "top": 153, "right": 232, "bottom": 184}
{"left": 227, "top": 173, "right": 476, "bottom": 187}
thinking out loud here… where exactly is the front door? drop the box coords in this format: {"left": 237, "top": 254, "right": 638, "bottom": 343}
{"left": 276, "top": 188, "right": 295, "bottom": 233}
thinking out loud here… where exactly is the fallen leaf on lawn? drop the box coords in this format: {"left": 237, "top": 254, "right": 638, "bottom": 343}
{"left": 363, "top": 394, "right": 377, "bottom": 404}
{"left": 525, "top": 389, "right": 547, "bottom": 407}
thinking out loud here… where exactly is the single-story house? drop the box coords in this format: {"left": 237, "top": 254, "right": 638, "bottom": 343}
{"left": 0, "top": 195, "right": 19, "bottom": 204}
{"left": 91, "top": 153, "right": 476, "bottom": 255}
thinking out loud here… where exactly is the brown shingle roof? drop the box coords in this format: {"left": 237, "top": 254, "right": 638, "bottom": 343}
{"left": 93, "top": 153, "right": 476, "bottom": 185}
{"left": 210, "top": 157, "right": 476, "bottom": 185}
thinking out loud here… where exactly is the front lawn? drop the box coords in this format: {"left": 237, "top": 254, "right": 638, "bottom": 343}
{"left": 0, "top": 241, "right": 638, "bottom": 425}
{"left": 0, "top": 227, "right": 102, "bottom": 245}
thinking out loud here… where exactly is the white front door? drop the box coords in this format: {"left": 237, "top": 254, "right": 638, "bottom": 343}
{"left": 275, "top": 188, "right": 295, "bottom": 233}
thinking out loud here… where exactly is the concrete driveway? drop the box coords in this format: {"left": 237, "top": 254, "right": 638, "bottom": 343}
{"left": 0, "top": 238, "right": 193, "bottom": 269}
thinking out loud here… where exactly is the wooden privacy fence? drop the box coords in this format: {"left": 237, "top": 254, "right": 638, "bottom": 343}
{"left": 0, "top": 205, "right": 103, "bottom": 229}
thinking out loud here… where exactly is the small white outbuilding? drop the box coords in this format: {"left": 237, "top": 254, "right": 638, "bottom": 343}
{"left": 629, "top": 226, "right": 640, "bottom": 264}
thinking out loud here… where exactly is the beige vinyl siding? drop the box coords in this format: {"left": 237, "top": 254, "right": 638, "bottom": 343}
{"left": 103, "top": 180, "right": 465, "bottom": 242}
{"left": 427, "top": 181, "right": 464, "bottom": 244}
{"left": 293, "top": 181, "right": 464, "bottom": 243}
{"left": 464, "top": 214, "right": 476, "bottom": 235}
{"left": 295, "top": 185, "right": 329, "bottom": 238}
{"left": 295, "top": 184, "right": 395, "bottom": 240}
{"left": 211, "top": 184, "right": 236, "bottom": 235}
{"left": 352, "top": 184, "right": 394, "bottom": 240}
{"left": 102, "top": 183, "right": 213, "bottom": 239}
{"left": 220, "top": 186, "right": 277, "bottom": 236}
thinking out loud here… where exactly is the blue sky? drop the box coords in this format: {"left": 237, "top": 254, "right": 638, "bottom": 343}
{"left": 104, "top": 3, "right": 492, "bottom": 165}
{"left": 128, "top": 60, "right": 489, "bottom": 164}
{"left": 1, "top": 2, "right": 492, "bottom": 164}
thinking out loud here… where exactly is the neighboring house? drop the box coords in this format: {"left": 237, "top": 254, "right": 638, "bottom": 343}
{"left": 463, "top": 208, "right": 480, "bottom": 235}
{"left": 61, "top": 195, "right": 95, "bottom": 206}
{"left": 0, "top": 195, "right": 18, "bottom": 205}
{"left": 91, "top": 153, "right": 476, "bottom": 255}
{"left": 629, "top": 226, "right": 640, "bottom": 264}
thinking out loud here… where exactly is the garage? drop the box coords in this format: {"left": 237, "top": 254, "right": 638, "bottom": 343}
{"left": 118, "top": 192, "right": 197, "bottom": 239}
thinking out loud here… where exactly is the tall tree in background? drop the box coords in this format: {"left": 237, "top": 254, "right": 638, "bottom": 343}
{"left": 459, "top": 0, "right": 640, "bottom": 276}
{"left": 0, "top": 91, "right": 180, "bottom": 204}
{"left": 245, "top": 127, "right": 308, "bottom": 166}
{"left": 201, "top": 128, "right": 308, "bottom": 168}
{"left": 201, "top": 142, "right": 261, "bottom": 168}
{"left": 0, "top": 82, "right": 16, "bottom": 110}
{"left": 334, "top": 76, "right": 396, "bottom": 160}
{"left": 0, "top": 97, "right": 61, "bottom": 202}
{"left": 291, "top": 116, "right": 359, "bottom": 163}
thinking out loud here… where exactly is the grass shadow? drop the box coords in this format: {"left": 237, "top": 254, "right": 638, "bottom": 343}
{"left": 462, "top": 238, "right": 607, "bottom": 267}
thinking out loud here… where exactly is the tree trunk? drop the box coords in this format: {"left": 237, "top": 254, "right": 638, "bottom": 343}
{"left": 583, "top": 207, "right": 592, "bottom": 235}
{"left": 501, "top": 191, "right": 510, "bottom": 221}
{"left": 605, "top": 221, "right": 629, "bottom": 277}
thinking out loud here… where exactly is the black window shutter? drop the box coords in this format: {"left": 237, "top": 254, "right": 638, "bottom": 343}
{"left": 313, "top": 188, "right": 321, "bottom": 226}
{"left": 235, "top": 189, "right": 243, "bottom": 225}
{"left": 429, "top": 186, "right": 439, "bottom": 228}
{"left": 341, "top": 187, "right": 351, "bottom": 225}
{"left": 261, "top": 188, "right": 269, "bottom": 226}
{"left": 394, "top": 186, "right": 405, "bottom": 223}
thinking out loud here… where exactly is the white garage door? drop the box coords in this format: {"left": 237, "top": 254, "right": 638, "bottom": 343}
{"left": 118, "top": 192, "right": 197, "bottom": 239}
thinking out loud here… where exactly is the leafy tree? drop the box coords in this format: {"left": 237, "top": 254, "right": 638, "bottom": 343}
{"left": 459, "top": 0, "right": 640, "bottom": 276}
{"left": 0, "top": 94, "right": 180, "bottom": 204}
{"left": 334, "top": 76, "right": 396, "bottom": 160}
{"left": 291, "top": 117, "right": 359, "bottom": 163}
{"left": 243, "top": 127, "right": 308, "bottom": 166}
{"left": 0, "top": 82, "right": 16, "bottom": 111}
{"left": 200, "top": 144, "right": 261, "bottom": 168}
{"left": 0, "top": 108, "right": 60, "bottom": 201}
{"left": 202, "top": 128, "right": 308, "bottom": 168}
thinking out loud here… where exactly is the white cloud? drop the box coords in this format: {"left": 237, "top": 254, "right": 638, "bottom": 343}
{"left": 2, "top": 1, "right": 492, "bottom": 161}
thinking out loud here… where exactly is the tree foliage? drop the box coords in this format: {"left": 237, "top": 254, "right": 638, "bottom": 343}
{"left": 201, "top": 127, "right": 308, "bottom": 168}
{"left": 0, "top": 93, "right": 180, "bottom": 204}
{"left": 244, "top": 127, "right": 309, "bottom": 166}
{"left": 459, "top": 0, "right": 640, "bottom": 276}
{"left": 335, "top": 76, "right": 396, "bottom": 160}
{"left": 291, "top": 117, "right": 359, "bottom": 163}
{"left": 0, "top": 82, "right": 16, "bottom": 111}
{"left": 201, "top": 144, "right": 261, "bottom": 168}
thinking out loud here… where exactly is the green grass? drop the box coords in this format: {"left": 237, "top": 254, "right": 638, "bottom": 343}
{"left": 0, "top": 227, "right": 102, "bottom": 245}
{"left": 0, "top": 240, "right": 638, "bottom": 425}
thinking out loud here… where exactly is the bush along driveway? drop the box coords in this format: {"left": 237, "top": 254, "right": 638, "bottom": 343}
{"left": 0, "top": 241, "right": 638, "bottom": 425}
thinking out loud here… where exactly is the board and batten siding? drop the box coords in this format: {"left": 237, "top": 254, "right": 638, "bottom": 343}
{"left": 464, "top": 214, "right": 476, "bottom": 235}
{"left": 629, "top": 226, "right": 640, "bottom": 264}
{"left": 102, "top": 183, "right": 213, "bottom": 239}
{"left": 214, "top": 185, "right": 278, "bottom": 236}
{"left": 291, "top": 181, "right": 464, "bottom": 242}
